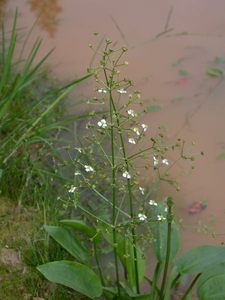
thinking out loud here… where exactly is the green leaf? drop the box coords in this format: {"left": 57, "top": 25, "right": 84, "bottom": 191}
{"left": 197, "top": 269, "right": 225, "bottom": 299}
{"left": 98, "top": 223, "right": 145, "bottom": 289}
{"left": 37, "top": 260, "right": 102, "bottom": 299}
{"left": 207, "top": 67, "right": 225, "bottom": 77}
{"left": 214, "top": 56, "right": 225, "bottom": 64}
{"left": 175, "top": 245, "right": 225, "bottom": 275}
{"left": 120, "top": 235, "right": 145, "bottom": 290}
{"left": 60, "top": 219, "right": 97, "bottom": 239}
{"left": 216, "top": 152, "right": 225, "bottom": 160}
{"left": 144, "top": 105, "right": 161, "bottom": 112}
{"left": 44, "top": 225, "right": 89, "bottom": 263}
{"left": 149, "top": 204, "right": 180, "bottom": 263}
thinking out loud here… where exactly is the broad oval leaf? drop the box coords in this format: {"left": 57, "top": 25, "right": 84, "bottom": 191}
{"left": 197, "top": 273, "right": 225, "bottom": 300}
{"left": 196, "top": 262, "right": 225, "bottom": 300}
{"left": 175, "top": 245, "right": 225, "bottom": 275}
{"left": 37, "top": 260, "right": 102, "bottom": 299}
{"left": 44, "top": 225, "right": 89, "bottom": 263}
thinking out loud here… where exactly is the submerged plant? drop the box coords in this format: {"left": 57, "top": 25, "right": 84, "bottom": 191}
{"left": 38, "top": 40, "right": 225, "bottom": 300}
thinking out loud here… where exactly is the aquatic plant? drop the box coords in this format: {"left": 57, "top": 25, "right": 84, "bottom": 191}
{"left": 37, "top": 40, "right": 225, "bottom": 299}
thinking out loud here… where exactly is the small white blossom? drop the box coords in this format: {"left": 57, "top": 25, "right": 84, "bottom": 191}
{"left": 139, "top": 187, "right": 145, "bottom": 195}
{"left": 149, "top": 200, "right": 158, "bottom": 206}
{"left": 141, "top": 123, "right": 148, "bottom": 132}
{"left": 122, "top": 171, "right": 131, "bottom": 179}
{"left": 138, "top": 213, "right": 147, "bottom": 221}
{"left": 153, "top": 156, "right": 159, "bottom": 166}
{"left": 133, "top": 127, "right": 140, "bottom": 136}
{"left": 128, "top": 138, "right": 136, "bottom": 144}
{"left": 162, "top": 158, "right": 169, "bottom": 166}
{"left": 98, "top": 88, "right": 107, "bottom": 94}
{"left": 74, "top": 171, "right": 81, "bottom": 176}
{"left": 84, "top": 165, "right": 94, "bottom": 172}
{"left": 68, "top": 185, "right": 77, "bottom": 193}
{"left": 164, "top": 207, "right": 168, "bottom": 212}
{"left": 97, "top": 119, "right": 107, "bottom": 129}
{"left": 117, "top": 88, "right": 127, "bottom": 94}
{"left": 127, "top": 109, "right": 136, "bottom": 117}
{"left": 75, "top": 147, "right": 82, "bottom": 153}
{"left": 157, "top": 215, "right": 166, "bottom": 221}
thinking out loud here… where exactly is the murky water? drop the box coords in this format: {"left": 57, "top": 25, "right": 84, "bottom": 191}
{"left": 3, "top": 0, "right": 225, "bottom": 250}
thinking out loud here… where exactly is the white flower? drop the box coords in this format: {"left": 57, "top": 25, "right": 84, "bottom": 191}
{"left": 133, "top": 127, "right": 140, "bottom": 136}
{"left": 68, "top": 185, "right": 77, "bottom": 193}
{"left": 127, "top": 109, "right": 136, "bottom": 117}
{"left": 128, "top": 138, "right": 136, "bottom": 144}
{"left": 138, "top": 213, "right": 147, "bottom": 221}
{"left": 98, "top": 88, "right": 107, "bottom": 94}
{"left": 122, "top": 171, "right": 131, "bottom": 179}
{"left": 97, "top": 119, "right": 107, "bottom": 128}
{"left": 84, "top": 165, "right": 94, "bottom": 172}
{"left": 117, "top": 88, "right": 127, "bottom": 94}
{"left": 162, "top": 158, "right": 169, "bottom": 166}
{"left": 157, "top": 215, "right": 166, "bottom": 221}
{"left": 164, "top": 207, "right": 168, "bottom": 212}
{"left": 141, "top": 123, "right": 148, "bottom": 132}
{"left": 149, "top": 200, "right": 158, "bottom": 206}
{"left": 139, "top": 187, "right": 145, "bottom": 195}
{"left": 74, "top": 171, "right": 81, "bottom": 176}
{"left": 153, "top": 156, "right": 159, "bottom": 167}
{"left": 75, "top": 147, "right": 82, "bottom": 153}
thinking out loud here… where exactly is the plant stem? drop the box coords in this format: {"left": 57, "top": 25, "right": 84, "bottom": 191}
{"left": 150, "top": 262, "right": 162, "bottom": 300}
{"left": 160, "top": 197, "right": 174, "bottom": 299}
{"left": 103, "top": 47, "right": 139, "bottom": 294}
{"left": 93, "top": 240, "right": 105, "bottom": 286}
{"left": 102, "top": 47, "right": 121, "bottom": 295}
{"left": 110, "top": 95, "right": 121, "bottom": 296}
{"left": 111, "top": 98, "right": 140, "bottom": 294}
{"left": 181, "top": 273, "right": 201, "bottom": 300}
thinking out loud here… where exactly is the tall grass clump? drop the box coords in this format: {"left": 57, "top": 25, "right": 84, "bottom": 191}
{"left": 37, "top": 39, "right": 225, "bottom": 300}
{"left": 0, "top": 11, "right": 91, "bottom": 207}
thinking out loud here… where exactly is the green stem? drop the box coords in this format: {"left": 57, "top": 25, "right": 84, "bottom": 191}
{"left": 150, "top": 262, "right": 162, "bottom": 300}
{"left": 160, "top": 197, "right": 173, "bottom": 299}
{"left": 103, "top": 47, "right": 139, "bottom": 294}
{"left": 181, "top": 273, "right": 201, "bottom": 300}
{"left": 110, "top": 97, "right": 121, "bottom": 295}
{"left": 111, "top": 98, "right": 140, "bottom": 294}
{"left": 103, "top": 48, "right": 121, "bottom": 295}
{"left": 93, "top": 240, "right": 105, "bottom": 286}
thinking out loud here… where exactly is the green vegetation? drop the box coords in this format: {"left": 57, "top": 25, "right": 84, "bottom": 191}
{"left": 1, "top": 11, "right": 225, "bottom": 300}
{"left": 0, "top": 12, "right": 90, "bottom": 299}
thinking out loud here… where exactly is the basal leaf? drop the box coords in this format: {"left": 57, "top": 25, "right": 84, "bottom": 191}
{"left": 197, "top": 272, "right": 225, "bottom": 299}
{"left": 44, "top": 225, "right": 89, "bottom": 263}
{"left": 60, "top": 219, "right": 97, "bottom": 239}
{"left": 38, "top": 260, "right": 102, "bottom": 299}
{"left": 175, "top": 245, "right": 225, "bottom": 275}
